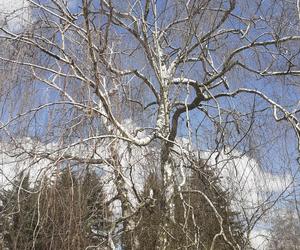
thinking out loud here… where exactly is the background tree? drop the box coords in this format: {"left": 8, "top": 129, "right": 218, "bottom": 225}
{"left": 267, "top": 204, "right": 300, "bottom": 250}
{"left": 125, "top": 162, "right": 245, "bottom": 250}
{"left": 0, "top": 172, "right": 38, "bottom": 249}
{"left": 0, "top": 168, "right": 110, "bottom": 250}
{"left": 0, "top": 0, "right": 300, "bottom": 249}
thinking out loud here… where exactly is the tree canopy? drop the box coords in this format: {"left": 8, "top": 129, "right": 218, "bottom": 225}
{"left": 1, "top": 0, "right": 300, "bottom": 249}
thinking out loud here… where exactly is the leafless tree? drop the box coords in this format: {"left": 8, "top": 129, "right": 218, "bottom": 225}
{"left": 1, "top": 0, "right": 300, "bottom": 249}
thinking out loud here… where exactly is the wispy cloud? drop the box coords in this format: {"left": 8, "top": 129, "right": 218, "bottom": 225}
{"left": 202, "top": 150, "right": 292, "bottom": 208}
{"left": 0, "top": 0, "right": 31, "bottom": 31}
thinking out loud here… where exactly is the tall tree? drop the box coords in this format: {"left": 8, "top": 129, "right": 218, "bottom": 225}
{"left": 1, "top": 0, "right": 300, "bottom": 249}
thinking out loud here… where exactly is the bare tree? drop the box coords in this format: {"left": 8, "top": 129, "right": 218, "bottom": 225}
{"left": 1, "top": 0, "right": 300, "bottom": 249}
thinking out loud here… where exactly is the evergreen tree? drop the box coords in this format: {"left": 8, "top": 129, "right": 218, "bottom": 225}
{"left": 0, "top": 171, "right": 39, "bottom": 249}
{"left": 0, "top": 168, "right": 111, "bottom": 250}
{"left": 267, "top": 205, "right": 300, "bottom": 250}
{"left": 123, "top": 162, "right": 246, "bottom": 250}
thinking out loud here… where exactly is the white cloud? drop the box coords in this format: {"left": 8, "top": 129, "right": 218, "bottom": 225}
{"left": 0, "top": 139, "right": 58, "bottom": 189}
{"left": 0, "top": 0, "right": 31, "bottom": 31}
{"left": 200, "top": 150, "right": 293, "bottom": 249}
{"left": 201, "top": 150, "right": 292, "bottom": 209}
{"left": 0, "top": 138, "right": 295, "bottom": 248}
{"left": 250, "top": 228, "right": 270, "bottom": 250}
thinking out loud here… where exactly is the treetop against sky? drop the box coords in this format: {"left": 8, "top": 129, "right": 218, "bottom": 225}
{"left": 0, "top": 1, "right": 300, "bottom": 249}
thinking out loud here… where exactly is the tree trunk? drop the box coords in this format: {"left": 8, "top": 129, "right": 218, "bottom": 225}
{"left": 156, "top": 141, "right": 176, "bottom": 249}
